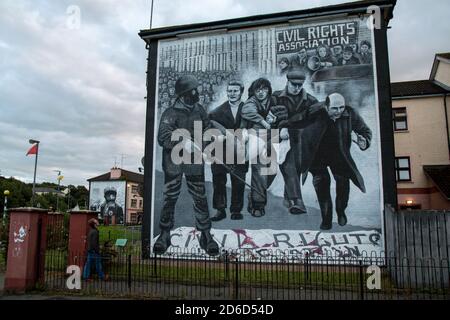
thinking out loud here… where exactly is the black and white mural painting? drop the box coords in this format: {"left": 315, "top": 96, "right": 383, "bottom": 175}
{"left": 89, "top": 181, "right": 125, "bottom": 225}
{"left": 149, "top": 16, "right": 384, "bottom": 259}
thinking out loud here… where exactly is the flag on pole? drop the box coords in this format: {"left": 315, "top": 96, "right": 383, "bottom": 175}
{"left": 26, "top": 144, "right": 38, "bottom": 156}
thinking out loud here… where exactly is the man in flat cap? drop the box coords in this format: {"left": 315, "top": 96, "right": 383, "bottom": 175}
{"left": 273, "top": 71, "right": 320, "bottom": 215}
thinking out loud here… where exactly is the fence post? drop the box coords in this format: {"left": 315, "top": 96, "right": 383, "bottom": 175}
{"left": 305, "top": 253, "right": 310, "bottom": 281}
{"left": 359, "top": 260, "right": 365, "bottom": 300}
{"left": 224, "top": 251, "right": 229, "bottom": 282}
{"left": 234, "top": 258, "right": 239, "bottom": 300}
{"left": 153, "top": 252, "right": 158, "bottom": 278}
{"left": 127, "top": 254, "right": 132, "bottom": 292}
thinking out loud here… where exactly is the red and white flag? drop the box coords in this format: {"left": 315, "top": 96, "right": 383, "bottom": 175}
{"left": 26, "top": 144, "right": 38, "bottom": 156}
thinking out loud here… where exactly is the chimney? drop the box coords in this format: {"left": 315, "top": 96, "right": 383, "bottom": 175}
{"left": 110, "top": 167, "right": 122, "bottom": 179}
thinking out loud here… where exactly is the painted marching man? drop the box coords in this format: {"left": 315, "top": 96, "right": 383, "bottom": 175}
{"left": 208, "top": 81, "right": 248, "bottom": 222}
{"left": 301, "top": 93, "right": 372, "bottom": 230}
{"left": 273, "top": 71, "right": 320, "bottom": 215}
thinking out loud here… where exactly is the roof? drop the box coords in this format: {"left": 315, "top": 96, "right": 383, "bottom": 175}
{"left": 88, "top": 169, "right": 144, "bottom": 183}
{"left": 391, "top": 80, "right": 450, "bottom": 98}
{"left": 430, "top": 52, "right": 450, "bottom": 83}
{"left": 139, "top": 0, "right": 396, "bottom": 42}
{"left": 423, "top": 165, "right": 450, "bottom": 200}
{"left": 436, "top": 53, "right": 450, "bottom": 60}
{"left": 35, "top": 187, "right": 64, "bottom": 194}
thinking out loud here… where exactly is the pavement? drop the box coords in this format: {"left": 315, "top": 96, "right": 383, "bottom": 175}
{"left": 0, "top": 271, "right": 129, "bottom": 300}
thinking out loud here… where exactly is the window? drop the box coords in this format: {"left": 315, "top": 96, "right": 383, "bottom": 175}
{"left": 393, "top": 107, "right": 408, "bottom": 131}
{"left": 399, "top": 204, "right": 422, "bottom": 211}
{"left": 395, "top": 157, "right": 411, "bottom": 182}
{"left": 131, "top": 199, "right": 137, "bottom": 208}
{"left": 131, "top": 185, "right": 139, "bottom": 194}
{"left": 139, "top": 200, "right": 143, "bottom": 209}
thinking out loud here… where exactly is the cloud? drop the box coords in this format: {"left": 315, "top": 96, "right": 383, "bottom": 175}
{"left": 0, "top": 0, "right": 449, "bottom": 187}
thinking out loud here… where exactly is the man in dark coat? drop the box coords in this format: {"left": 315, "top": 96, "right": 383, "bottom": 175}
{"left": 359, "top": 40, "right": 373, "bottom": 64}
{"left": 273, "top": 71, "right": 319, "bottom": 215}
{"left": 83, "top": 219, "right": 108, "bottom": 281}
{"left": 209, "top": 81, "right": 248, "bottom": 221}
{"left": 301, "top": 93, "right": 372, "bottom": 230}
{"left": 289, "top": 47, "right": 311, "bottom": 77}
{"left": 154, "top": 75, "right": 219, "bottom": 256}
{"left": 338, "top": 46, "right": 361, "bottom": 66}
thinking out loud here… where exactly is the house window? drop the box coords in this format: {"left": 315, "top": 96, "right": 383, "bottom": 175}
{"left": 139, "top": 200, "right": 143, "bottom": 209}
{"left": 395, "top": 157, "right": 411, "bottom": 182}
{"left": 131, "top": 199, "right": 137, "bottom": 208}
{"left": 399, "top": 204, "right": 422, "bottom": 211}
{"left": 393, "top": 107, "right": 408, "bottom": 131}
{"left": 131, "top": 185, "right": 139, "bottom": 194}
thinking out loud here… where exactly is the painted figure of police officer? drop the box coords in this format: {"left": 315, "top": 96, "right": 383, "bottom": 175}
{"left": 273, "top": 71, "right": 319, "bottom": 214}
{"left": 154, "top": 75, "right": 220, "bottom": 256}
{"left": 301, "top": 93, "right": 372, "bottom": 230}
{"left": 100, "top": 186, "right": 124, "bottom": 225}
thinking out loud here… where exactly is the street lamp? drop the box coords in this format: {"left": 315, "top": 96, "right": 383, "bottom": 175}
{"left": 54, "top": 170, "right": 63, "bottom": 212}
{"left": 3, "top": 190, "right": 10, "bottom": 227}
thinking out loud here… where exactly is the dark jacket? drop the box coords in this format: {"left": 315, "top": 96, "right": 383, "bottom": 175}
{"left": 87, "top": 227, "right": 100, "bottom": 253}
{"left": 100, "top": 202, "right": 123, "bottom": 224}
{"left": 338, "top": 56, "right": 361, "bottom": 66}
{"left": 272, "top": 88, "right": 319, "bottom": 143}
{"left": 319, "top": 54, "right": 338, "bottom": 68}
{"left": 301, "top": 106, "right": 372, "bottom": 193}
{"left": 359, "top": 52, "right": 373, "bottom": 64}
{"left": 209, "top": 101, "right": 248, "bottom": 174}
{"left": 289, "top": 54, "right": 308, "bottom": 70}
{"left": 158, "top": 99, "right": 211, "bottom": 176}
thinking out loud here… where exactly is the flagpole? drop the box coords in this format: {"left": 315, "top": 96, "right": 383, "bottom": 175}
{"left": 29, "top": 139, "right": 40, "bottom": 207}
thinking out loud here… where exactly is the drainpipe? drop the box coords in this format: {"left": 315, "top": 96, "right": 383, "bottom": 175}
{"left": 444, "top": 93, "right": 450, "bottom": 159}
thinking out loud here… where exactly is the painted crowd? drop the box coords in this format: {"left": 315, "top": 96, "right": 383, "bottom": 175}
{"left": 278, "top": 40, "right": 374, "bottom": 76}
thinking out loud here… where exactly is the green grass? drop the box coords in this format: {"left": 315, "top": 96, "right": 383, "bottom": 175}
{"left": 98, "top": 225, "right": 141, "bottom": 242}
{"left": 42, "top": 250, "right": 392, "bottom": 290}
{"left": 0, "top": 249, "right": 6, "bottom": 271}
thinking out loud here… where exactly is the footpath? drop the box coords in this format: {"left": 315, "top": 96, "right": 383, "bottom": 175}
{"left": 0, "top": 272, "right": 127, "bottom": 300}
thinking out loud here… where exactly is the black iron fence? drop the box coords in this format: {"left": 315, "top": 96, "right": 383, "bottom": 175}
{"left": 41, "top": 249, "right": 450, "bottom": 300}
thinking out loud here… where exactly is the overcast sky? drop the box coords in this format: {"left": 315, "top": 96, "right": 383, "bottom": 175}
{"left": 0, "top": 0, "right": 449, "bottom": 187}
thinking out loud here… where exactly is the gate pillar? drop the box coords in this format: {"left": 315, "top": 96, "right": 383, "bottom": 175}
{"left": 68, "top": 210, "right": 97, "bottom": 269}
{"left": 4, "top": 208, "right": 48, "bottom": 293}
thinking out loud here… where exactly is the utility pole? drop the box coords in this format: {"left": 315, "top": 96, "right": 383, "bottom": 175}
{"left": 54, "top": 170, "right": 63, "bottom": 212}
